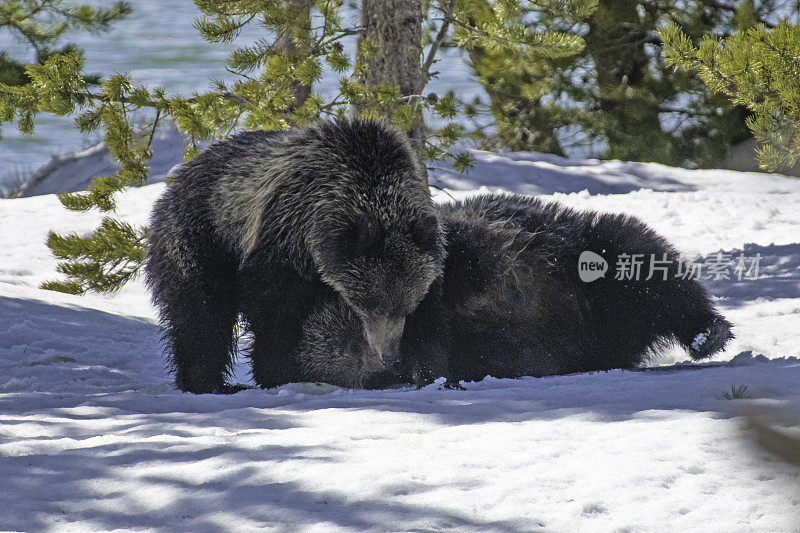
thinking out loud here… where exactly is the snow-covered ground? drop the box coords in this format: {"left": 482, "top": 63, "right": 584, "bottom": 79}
{"left": 1, "top": 151, "right": 799, "bottom": 531}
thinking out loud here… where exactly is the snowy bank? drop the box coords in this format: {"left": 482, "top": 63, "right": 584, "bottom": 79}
{"left": 1, "top": 150, "right": 799, "bottom": 531}
{"left": 13, "top": 130, "right": 187, "bottom": 198}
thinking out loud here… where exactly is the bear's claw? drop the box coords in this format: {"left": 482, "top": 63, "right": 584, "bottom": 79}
{"left": 688, "top": 317, "right": 733, "bottom": 359}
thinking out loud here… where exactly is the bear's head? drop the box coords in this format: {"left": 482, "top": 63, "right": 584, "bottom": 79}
{"left": 301, "top": 119, "right": 446, "bottom": 370}
{"left": 310, "top": 204, "right": 444, "bottom": 369}
{"left": 299, "top": 298, "right": 401, "bottom": 389}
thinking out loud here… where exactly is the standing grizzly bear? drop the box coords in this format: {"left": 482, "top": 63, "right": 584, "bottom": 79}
{"left": 294, "top": 193, "right": 733, "bottom": 387}
{"left": 145, "top": 119, "right": 447, "bottom": 393}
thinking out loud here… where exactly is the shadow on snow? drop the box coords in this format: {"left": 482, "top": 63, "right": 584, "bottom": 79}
{"left": 699, "top": 243, "right": 800, "bottom": 308}
{"left": 1, "top": 296, "right": 798, "bottom": 530}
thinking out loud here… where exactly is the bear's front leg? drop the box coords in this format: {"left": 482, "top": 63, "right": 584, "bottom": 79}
{"left": 400, "top": 279, "right": 452, "bottom": 387}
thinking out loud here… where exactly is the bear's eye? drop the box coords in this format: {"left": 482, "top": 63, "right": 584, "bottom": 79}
{"left": 337, "top": 216, "right": 382, "bottom": 258}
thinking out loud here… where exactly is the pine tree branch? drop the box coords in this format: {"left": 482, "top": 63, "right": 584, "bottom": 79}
{"left": 451, "top": 17, "right": 558, "bottom": 51}
{"left": 314, "top": 27, "right": 364, "bottom": 51}
{"left": 699, "top": 0, "right": 777, "bottom": 29}
{"left": 6, "top": 21, "right": 48, "bottom": 53}
{"left": 421, "top": 0, "right": 456, "bottom": 87}
{"left": 657, "top": 104, "right": 727, "bottom": 117}
{"left": 146, "top": 108, "right": 161, "bottom": 148}
{"left": 71, "top": 90, "right": 252, "bottom": 109}
{"left": 226, "top": 65, "right": 256, "bottom": 81}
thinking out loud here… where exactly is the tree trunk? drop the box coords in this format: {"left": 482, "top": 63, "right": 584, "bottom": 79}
{"left": 359, "top": 0, "right": 424, "bottom": 155}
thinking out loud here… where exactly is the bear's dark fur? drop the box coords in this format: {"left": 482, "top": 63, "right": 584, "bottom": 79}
{"left": 449, "top": 193, "right": 733, "bottom": 373}
{"left": 295, "top": 193, "right": 733, "bottom": 387}
{"left": 145, "top": 119, "right": 446, "bottom": 393}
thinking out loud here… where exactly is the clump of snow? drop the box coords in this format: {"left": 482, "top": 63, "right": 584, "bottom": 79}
{"left": 1, "top": 150, "right": 799, "bottom": 531}
{"left": 691, "top": 331, "right": 710, "bottom": 352}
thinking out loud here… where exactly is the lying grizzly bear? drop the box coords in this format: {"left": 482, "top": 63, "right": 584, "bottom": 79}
{"left": 295, "top": 193, "right": 733, "bottom": 387}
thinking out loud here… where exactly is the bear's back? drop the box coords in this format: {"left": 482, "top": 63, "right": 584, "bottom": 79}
{"left": 437, "top": 199, "right": 595, "bottom": 380}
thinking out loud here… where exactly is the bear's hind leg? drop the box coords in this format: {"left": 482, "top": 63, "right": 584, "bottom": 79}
{"left": 146, "top": 212, "right": 240, "bottom": 393}
{"left": 587, "top": 213, "right": 733, "bottom": 364}
{"left": 667, "top": 286, "right": 733, "bottom": 360}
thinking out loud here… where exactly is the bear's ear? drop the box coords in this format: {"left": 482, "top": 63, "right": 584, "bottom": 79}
{"left": 410, "top": 212, "right": 440, "bottom": 252}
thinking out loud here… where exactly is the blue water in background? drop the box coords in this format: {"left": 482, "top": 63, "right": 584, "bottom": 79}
{"left": 0, "top": 1, "right": 483, "bottom": 179}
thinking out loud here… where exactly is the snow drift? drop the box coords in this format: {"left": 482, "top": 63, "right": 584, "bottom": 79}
{"left": 1, "top": 149, "right": 799, "bottom": 531}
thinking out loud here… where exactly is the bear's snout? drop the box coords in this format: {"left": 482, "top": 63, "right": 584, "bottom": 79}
{"left": 362, "top": 315, "right": 405, "bottom": 368}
